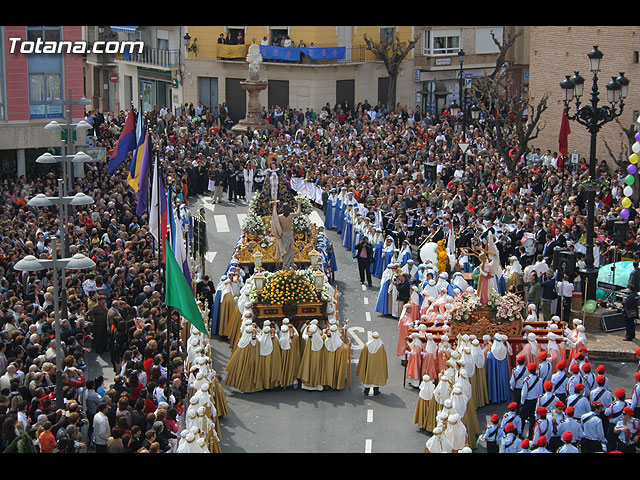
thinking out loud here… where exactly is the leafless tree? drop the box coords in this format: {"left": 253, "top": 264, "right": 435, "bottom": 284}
{"left": 471, "top": 29, "right": 550, "bottom": 173}
{"left": 363, "top": 31, "right": 421, "bottom": 113}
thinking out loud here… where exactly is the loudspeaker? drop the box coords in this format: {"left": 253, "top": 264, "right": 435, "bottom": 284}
{"left": 613, "top": 220, "right": 628, "bottom": 243}
{"left": 601, "top": 312, "right": 626, "bottom": 333}
{"left": 556, "top": 250, "right": 576, "bottom": 279}
{"left": 606, "top": 217, "right": 618, "bottom": 235}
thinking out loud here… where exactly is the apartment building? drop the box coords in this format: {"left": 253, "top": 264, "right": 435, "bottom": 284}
{"left": 0, "top": 26, "right": 86, "bottom": 178}
{"left": 528, "top": 26, "right": 640, "bottom": 163}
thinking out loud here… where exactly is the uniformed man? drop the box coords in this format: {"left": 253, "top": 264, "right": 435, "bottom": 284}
{"left": 531, "top": 406, "right": 552, "bottom": 447}
{"left": 531, "top": 435, "right": 551, "bottom": 453}
{"left": 556, "top": 431, "right": 580, "bottom": 453}
{"left": 614, "top": 406, "right": 640, "bottom": 453}
{"left": 631, "top": 371, "right": 640, "bottom": 419}
{"left": 499, "top": 422, "right": 520, "bottom": 453}
{"left": 536, "top": 380, "right": 559, "bottom": 413}
{"left": 547, "top": 400, "right": 567, "bottom": 452}
{"left": 566, "top": 383, "right": 591, "bottom": 420}
{"left": 556, "top": 406, "right": 583, "bottom": 448}
{"left": 551, "top": 360, "right": 569, "bottom": 405}
{"left": 510, "top": 355, "right": 528, "bottom": 413}
{"left": 580, "top": 401, "right": 607, "bottom": 453}
{"left": 590, "top": 375, "right": 613, "bottom": 415}
{"left": 580, "top": 362, "right": 596, "bottom": 397}
{"left": 500, "top": 402, "right": 523, "bottom": 438}
{"left": 537, "top": 351, "right": 552, "bottom": 383}
{"left": 520, "top": 362, "right": 544, "bottom": 439}
{"left": 483, "top": 413, "right": 502, "bottom": 453}
{"left": 604, "top": 388, "right": 628, "bottom": 449}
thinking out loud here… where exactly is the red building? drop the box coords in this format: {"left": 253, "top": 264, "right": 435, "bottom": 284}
{"left": 0, "top": 26, "right": 87, "bottom": 178}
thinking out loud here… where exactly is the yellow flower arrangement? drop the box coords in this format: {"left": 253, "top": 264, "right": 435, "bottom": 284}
{"left": 260, "top": 270, "right": 318, "bottom": 305}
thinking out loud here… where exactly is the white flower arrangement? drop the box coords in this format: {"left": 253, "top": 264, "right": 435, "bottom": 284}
{"left": 295, "top": 193, "right": 314, "bottom": 216}
{"left": 242, "top": 211, "right": 266, "bottom": 236}
{"left": 292, "top": 214, "right": 311, "bottom": 234}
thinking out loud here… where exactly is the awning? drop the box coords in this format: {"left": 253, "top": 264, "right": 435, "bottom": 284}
{"left": 110, "top": 26, "right": 139, "bottom": 34}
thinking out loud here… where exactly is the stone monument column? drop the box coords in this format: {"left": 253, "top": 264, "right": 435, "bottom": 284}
{"left": 232, "top": 43, "right": 274, "bottom": 133}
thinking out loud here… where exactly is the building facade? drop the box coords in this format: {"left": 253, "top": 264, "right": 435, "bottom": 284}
{"left": 528, "top": 26, "right": 640, "bottom": 164}
{"left": 181, "top": 26, "right": 417, "bottom": 123}
{"left": 0, "top": 26, "right": 86, "bottom": 178}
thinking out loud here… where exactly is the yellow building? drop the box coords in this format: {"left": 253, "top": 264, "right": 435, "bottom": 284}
{"left": 181, "top": 26, "right": 418, "bottom": 122}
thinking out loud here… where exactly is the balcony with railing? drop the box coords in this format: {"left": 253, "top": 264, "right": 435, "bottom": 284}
{"left": 116, "top": 47, "right": 181, "bottom": 68}
{"left": 214, "top": 44, "right": 366, "bottom": 65}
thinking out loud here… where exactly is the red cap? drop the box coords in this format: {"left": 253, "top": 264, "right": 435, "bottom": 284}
{"left": 536, "top": 406, "right": 548, "bottom": 416}
{"left": 579, "top": 346, "right": 588, "bottom": 353}
{"left": 596, "top": 375, "right": 606, "bottom": 385}
{"left": 581, "top": 362, "right": 591, "bottom": 373}
{"left": 520, "top": 438, "right": 530, "bottom": 448}
{"left": 491, "top": 413, "right": 499, "bottom": 423}
{"left": 544, "top": 380, "right": 553, "bottom": 390}
{"left": 574, "top": 383, "right": 584, "bottom": 391}
{"left": 536, "top": 435, "right": 547, "bottom": 446}
{"left": 566, "top": 406, "right": 575, "bottom": 415}
{"left": 557, "top": 361, "right": 566, "bottom": 370}
{"left": 634, "top": 372, "right": 640, "bottom": 381}
{"left": 593, "top": 401, "right": 604, "bottom": 408}
{"left": 508, "top": 402, "right": 518, "bottom": 410}
{"left": 555, "top": 400, "right": 566, "bottom": 409}
{"left": 570, "top": 364, "right": 580, "bottom": 373}
{"left": 615, "top": 388, "right": 626, "bottom": 398}
{"left": 527, "top": 362, "right": 537, "bottom": 371}
{"left": 635, "top": 348, "right": 640, "bottom": 356}
{"left": 624, "top": 407, "right": 635, "bottom": 416}
{"left": 517, "top": 355, "right": 525, "bottom": 363}
{"left": 562, "top": 431, "right": 573, "bottom": 442}
{"left": 538, "top": 351, "right": 547, "bottom": 360}
{"left": 504, "top": 422, "right": 515, "bottom": 433}
{"left": 596, "top": 365, "right": 605, "bottom": 373}
{"left": 575, "top": 352, "right": 584, "bottom": 360}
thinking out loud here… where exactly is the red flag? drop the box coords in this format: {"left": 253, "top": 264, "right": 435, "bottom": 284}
{"left": 558, "top": 106, "right": 571, "bottom": 157}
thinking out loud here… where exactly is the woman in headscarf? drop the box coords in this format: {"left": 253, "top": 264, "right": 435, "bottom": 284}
{"left": 224, "top": 325, "right": 259, "bottom": 393}
{"left": 278, "top": 324, "right": 301, "bottom": 389}
{"left": 413, "top": 374, "right": 437, "bottom": 432}
{"left": 485, "top": 333, "right": 511, "bottom": 403}
{"left": 298, "top": 324, "right": 326, "bottom": 391}
{"left": 323, "top": 324, "right": 348, "bottom": 390}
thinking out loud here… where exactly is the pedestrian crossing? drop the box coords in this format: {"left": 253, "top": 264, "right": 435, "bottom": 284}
{"left": 197, "top": 198, "right": 325, "bottom": 234}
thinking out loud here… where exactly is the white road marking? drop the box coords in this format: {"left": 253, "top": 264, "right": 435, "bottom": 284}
{"left": 365, "top": 312, "right": 371, "bottom": 322}
{"left": 204, "top": 252, "right": 217, "bottom": 263}
{"left": 237, "top": 213, "right": 247, "bottom": 227}
{"left": 361, "top": 284, "right": 366, "bottom": 291}
{"left": 367, "top": 409, "right": 373, "bottom": 423}
{"left": 363, "top": 297, "right": 369, "bottom": 305}
{"left": 214, "top": 215, "right": 229, "bottom": 233}
{"left": 365, "top": 439, "right": 372, "bottom": 453}
{"left": 203, "top": 202, "right": 216, "bottom": 213}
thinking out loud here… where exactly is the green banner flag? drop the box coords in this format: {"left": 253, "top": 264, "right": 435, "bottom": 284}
{"left": 165, "top": 238, "right": 208, "bottom": 335}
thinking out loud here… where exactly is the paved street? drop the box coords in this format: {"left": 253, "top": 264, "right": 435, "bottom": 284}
{"left": 77, "top": 193, "right": 640, "bottom": 453}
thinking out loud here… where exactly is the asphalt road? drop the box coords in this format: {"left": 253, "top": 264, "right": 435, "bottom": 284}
{"left": 83, "top": 192, "right": 640, "bottom": 453}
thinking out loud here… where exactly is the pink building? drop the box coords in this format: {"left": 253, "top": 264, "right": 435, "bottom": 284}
{"left": 0, "top": 26, "right": 87, "bottom": 178}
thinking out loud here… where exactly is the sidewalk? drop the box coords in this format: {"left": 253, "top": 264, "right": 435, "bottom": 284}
{"left": 585, "top": 328, "right": 639, "bottom": 362}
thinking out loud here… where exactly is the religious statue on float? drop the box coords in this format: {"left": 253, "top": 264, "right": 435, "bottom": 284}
{"left": 252, "top": 156, "right": 297, "bottom": 217}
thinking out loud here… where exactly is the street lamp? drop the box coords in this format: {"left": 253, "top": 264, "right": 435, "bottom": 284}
{"left": 560, "top": 45, "right": 628, "bottom": 303}
{"left": 458, "top": 48, "right": 466, "bottom": 141}
{"left": 14, "top": 237, "right": 95, "bottom": 409}
{"left": 27, "top": 179, "right": 94, "bottom": 322}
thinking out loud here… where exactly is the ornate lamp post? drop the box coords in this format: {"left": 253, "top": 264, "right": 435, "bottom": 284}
{"left": 560, "top": 46, "right": 628, "bottom": 303}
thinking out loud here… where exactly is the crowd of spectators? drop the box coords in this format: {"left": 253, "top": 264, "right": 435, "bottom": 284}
{"left": 0, "top": 91, "right": 637, "bottom": 453}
